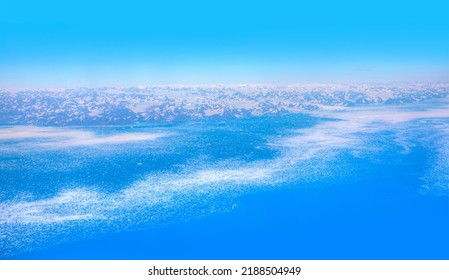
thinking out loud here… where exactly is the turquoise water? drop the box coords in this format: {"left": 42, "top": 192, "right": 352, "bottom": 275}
{"left": 1, "top": 112, "right": 448, "bottom": 259}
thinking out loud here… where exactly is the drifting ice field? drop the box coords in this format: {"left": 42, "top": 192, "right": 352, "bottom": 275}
{"left": 1, "top": 100, "right": 449, "bottom": 259}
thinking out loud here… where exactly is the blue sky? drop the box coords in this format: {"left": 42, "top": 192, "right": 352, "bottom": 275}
{"left": 0, "top": 0, "right": 448, "bottom": 87}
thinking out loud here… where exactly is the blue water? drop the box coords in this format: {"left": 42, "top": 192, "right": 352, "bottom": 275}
{"left": 1, "top": 112, "right": 448, "bottom": 259}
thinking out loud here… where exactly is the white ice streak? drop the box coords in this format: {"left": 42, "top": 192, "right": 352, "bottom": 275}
{"left": 315, "top": 104, "right": 449, "bottom": 123}
{"left": 420, "top": 125, "right": 449, "bottom": 195}
{"left": 0, "top": 189, "right": 101, "bottom": 224}
{"left": 0, "top": 164, "right": 277, "bottom": 225}
{"left": 273, "top": 121, "right": 360, "bottom": 157}
{"left": 0, "top": 126, "right": 168, "bottom": 147}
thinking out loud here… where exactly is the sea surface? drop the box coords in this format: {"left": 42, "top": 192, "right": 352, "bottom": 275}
{"left": 1, "top": 104, "right": 448, "bottom": 259}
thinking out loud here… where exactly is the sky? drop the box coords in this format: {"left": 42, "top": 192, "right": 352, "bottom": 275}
{"left": 0, "top": 0, "right": 448, "bottom": 87}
